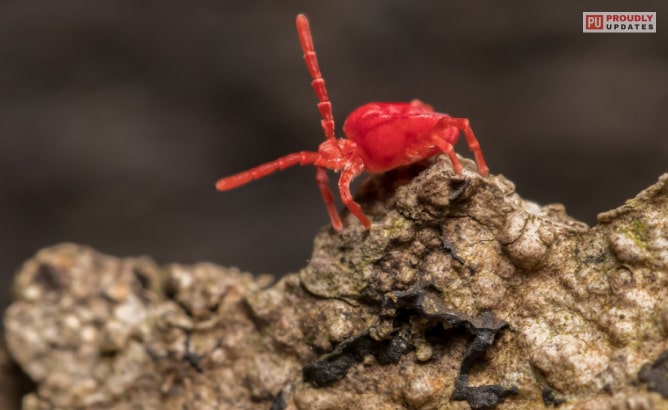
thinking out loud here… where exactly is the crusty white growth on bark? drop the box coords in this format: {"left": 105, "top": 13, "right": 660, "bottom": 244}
{"left": 4, "top": 157, "right": 668, "bottom": 409}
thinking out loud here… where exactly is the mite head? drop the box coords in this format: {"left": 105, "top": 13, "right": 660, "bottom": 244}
{"left": 315, "top": 138, "right": 358, "bottom": 171}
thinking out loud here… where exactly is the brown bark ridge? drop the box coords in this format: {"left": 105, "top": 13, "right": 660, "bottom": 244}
{"left": 4, "top": 157, "right": 668, "bottom": 409}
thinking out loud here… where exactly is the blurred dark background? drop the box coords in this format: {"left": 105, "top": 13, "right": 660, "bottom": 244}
{"left": 0, "top": 1, "right": 666, "bottom": 310}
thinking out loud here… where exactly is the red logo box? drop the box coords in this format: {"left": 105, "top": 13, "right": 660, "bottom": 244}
{"left": 585, "top": 14, "right": 604, "bottom": 30}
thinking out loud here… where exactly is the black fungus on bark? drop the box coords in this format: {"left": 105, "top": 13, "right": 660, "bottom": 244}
{"left": 541, "top": 387, "right": 566, "bottom": 407}
{"left": 269, "top": 390, "right": 286, "bottom": 410}
{"left": 638, "top": 349, "right": 668, "bottom": 399}
{"left": 303, "top": 286, "right": 517, "bottom": 408}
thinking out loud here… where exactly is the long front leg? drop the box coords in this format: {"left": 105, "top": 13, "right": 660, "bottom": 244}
{"left": 338, "top": 163, "right": 370, "bottom": 229}
{"left": 216, "top": 151, "right": 320, "bottom": 190}
{"left": 315, "top": 167, "right": 342, "bottom": 231}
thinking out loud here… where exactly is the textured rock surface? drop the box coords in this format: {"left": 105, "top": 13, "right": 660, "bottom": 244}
{"left": 4, "top": 157, "right": 668, "bottom": 409}
{"left": 0, "top": 339, "right": 34, "bottom": 410}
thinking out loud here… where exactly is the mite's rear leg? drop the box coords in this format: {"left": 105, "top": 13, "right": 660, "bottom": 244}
{"left": 410, "top": 99, "right": 434, "bottom": 111}
{"left": 433, "top": 117, "right": 489, "bottom": 176}
{"left": 428, "top": 135, "right": 464, "bottom": 175}
{"left": 316, "top": 167, "right": 342, "bottom": 231}
{"left": 338, "top": 164, "right": 371, "bottom": 229}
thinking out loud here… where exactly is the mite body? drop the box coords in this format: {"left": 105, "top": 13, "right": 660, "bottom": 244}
{"left": 216, "top": 14, "right": 488, "bottom": 231}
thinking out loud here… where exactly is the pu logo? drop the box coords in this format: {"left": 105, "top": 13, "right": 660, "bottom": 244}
{"left": 585, "top": 14, "right": 604, "bottom": 30}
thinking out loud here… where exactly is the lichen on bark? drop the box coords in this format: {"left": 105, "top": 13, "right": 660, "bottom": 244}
{"left": 4, "top": 157, "right": 668, "bottom": 409}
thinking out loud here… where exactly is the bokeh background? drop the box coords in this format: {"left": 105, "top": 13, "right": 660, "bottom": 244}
{"left": 0, "top": 1, "right": 666, "bottom": 311}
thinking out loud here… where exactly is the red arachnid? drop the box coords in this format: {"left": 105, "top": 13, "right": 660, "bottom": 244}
{"left": 216, "top": 14, "right": 489, "bottom": 231}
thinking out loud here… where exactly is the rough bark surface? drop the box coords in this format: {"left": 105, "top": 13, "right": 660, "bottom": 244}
{"left": 4, "top": 157, "right": 668, "bottom": 409}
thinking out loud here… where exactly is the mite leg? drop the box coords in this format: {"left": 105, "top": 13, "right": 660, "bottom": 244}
{"left": 338, "top": 164, "right": 371, "bottom": 229}
{"left": 428, "top": 134, "right": 464, "bottom": 175}
{"left": 433, "top": 117, "right": 489, "bottom": 176}
{"left": 296, "top": 14, "right": 336, "bottom": 142}
{"left": 316, "top": 167, "right": 342, "bottom": 231}
{"left": 215, "top": 151, "right": 319, "bottom": 190}
{"left": 410, "top": 99, "right": 434, "bottom": 111}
